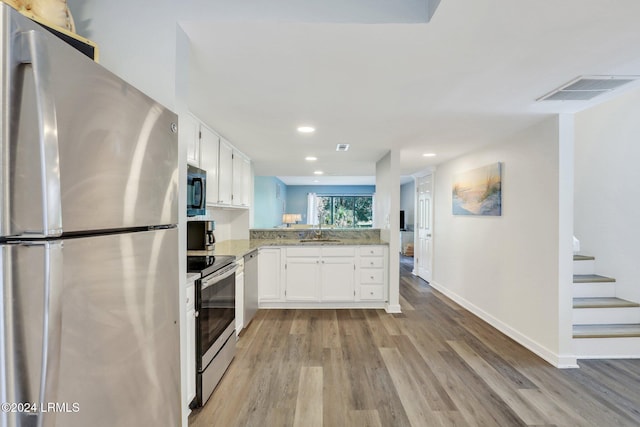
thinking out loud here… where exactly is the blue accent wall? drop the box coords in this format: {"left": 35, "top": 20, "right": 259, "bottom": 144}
{"left": 286, "top": 185, "right": 376, "bottom": 224}
{"left": 253, "top": 176, "right": 287, "bottom": 228}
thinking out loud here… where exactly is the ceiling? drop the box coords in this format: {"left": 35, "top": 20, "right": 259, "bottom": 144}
{"left": 179, "top": 0, "right": 640, "bottom": 185}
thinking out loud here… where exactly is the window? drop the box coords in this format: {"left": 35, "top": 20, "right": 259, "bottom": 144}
{"left": 316, "top": 195, "right": 373, "bottom": 228}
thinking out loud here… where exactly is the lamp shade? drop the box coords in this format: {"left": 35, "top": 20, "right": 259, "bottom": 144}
{"left": 282, "top": 214, "right": 299, "bottom": 224}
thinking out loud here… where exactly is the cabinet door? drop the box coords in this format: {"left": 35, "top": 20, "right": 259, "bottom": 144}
{"left": 285, "top": 257, "right": 320, "bottom": 301}
{"left": 199, "top": 126, "right": 219, "bottom": 206}
{"left": 232, "top": 150, "right": 244, "bottom": 206}
{"left": 186, "top": 307, "right": 196, "bottom": 405}
{"left": 183, "top": 114, "right": 200, "bottom": 166}
{"left": 258, "top": 248, "right": 281, "bottom": 301}
{"left": 241, "top": 156, "right": 251, "bottom": 207}
{"left": 218, "top": 139, "right": 233, "bottom": 205}
{"left": 321, "top": 257, "right": 355, "bottom": 301}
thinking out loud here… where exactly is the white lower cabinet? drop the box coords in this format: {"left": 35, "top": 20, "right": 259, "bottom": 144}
{"left": 258, "top": 248, "right": 282, "bottom": 301}
{"left": 320, "top": 251, "right": 356, "bottom": 301}
{"left": 257, "top": 245, "right": 387, "bottom": 308}
{"left": 185, "top": 283, "right": 196, "bottom": 407}
{"left": 357, "top": 246, "right": 386, "bottom": 302}
{"left": 285, "top": 256, "right": 320, "bottom": 301}
{"left": 235, "top": 265, "right": 244, "bottom": 336}
{"left": 284, "top": 247, "right": 356, "bottom": 302}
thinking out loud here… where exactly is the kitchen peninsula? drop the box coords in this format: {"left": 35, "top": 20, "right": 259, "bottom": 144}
{"left": 216, "top": 228, "right": 390, "bottom": 317}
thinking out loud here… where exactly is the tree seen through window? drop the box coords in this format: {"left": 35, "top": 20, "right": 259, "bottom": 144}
{"left": 317, "top": 195, "right": 373, "bottom": 228}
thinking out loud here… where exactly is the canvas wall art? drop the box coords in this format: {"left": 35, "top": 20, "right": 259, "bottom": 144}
{"left": 452, "top": 162, "right": 502, "bottom": 216}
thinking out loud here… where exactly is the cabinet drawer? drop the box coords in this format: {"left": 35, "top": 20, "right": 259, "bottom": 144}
{"left": 286, "top": 247, "right": 321, "bottom": 257}
{"left": 360, "top": 257, "right": 383, "bottom": 268}
{"left": 359, "top": 246, "right": 384, "bottom": 257}
{"left": 321, "top": 246, "right": 355, "bottom": 257}
{"left": 360, "top": 269, "right": 384, "bottom": 284}
{"left": 186, "top": 284, "right": 195, "bottom": 310}
{"left": 360, "top": 285, "right": 384, "bottom": 300}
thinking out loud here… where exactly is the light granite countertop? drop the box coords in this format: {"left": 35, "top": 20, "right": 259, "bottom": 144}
{"left": 214, "top": 238, "right": 389, "bottom": 259}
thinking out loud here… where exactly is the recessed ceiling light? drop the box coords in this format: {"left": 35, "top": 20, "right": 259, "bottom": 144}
{"left": 305, "top": 156, "right": 318, "bottom": 161}
{"left": 314, "top": 170, "right": 324, "bottom": 175}
{"left": 423, "top": 153, "right": 437, "bottom": 157}
{"left": 336, "top": 143, "right": 350, "bottom": 152}
{"left": 297, "top": 126, "right": 315, "bottom": 133}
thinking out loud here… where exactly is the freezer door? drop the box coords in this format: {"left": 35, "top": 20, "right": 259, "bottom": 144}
{"left": 0, "top": 228, "right": 180, "bottom": 427}
{"left": 1, "top": 6, "right": 178, "bottom": 239}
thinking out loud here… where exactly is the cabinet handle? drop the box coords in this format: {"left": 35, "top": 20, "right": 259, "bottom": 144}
{"left": 370, "top": 276, "right": 374, "bottom": 279}
{"left": 370, "top": 291, "right": 374, "bottom": 295}
{"left": 321, "top": 260, "right": 325, "bottom": 264}
{"left": 370, "top": 262, "right": 374, "bottom": 266}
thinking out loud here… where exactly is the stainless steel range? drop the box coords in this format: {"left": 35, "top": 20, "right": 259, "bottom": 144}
{"left": 187, "top": 255, "right": 237, "bottom": 407}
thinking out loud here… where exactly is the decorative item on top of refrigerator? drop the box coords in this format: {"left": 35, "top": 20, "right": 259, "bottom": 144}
{"left": 0, "top": 4, "right": 180, "bottom": 427}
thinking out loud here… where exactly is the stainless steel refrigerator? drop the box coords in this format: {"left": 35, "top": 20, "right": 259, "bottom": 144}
{"left": 0, "top": 4, "right": 180, "bottom": 427}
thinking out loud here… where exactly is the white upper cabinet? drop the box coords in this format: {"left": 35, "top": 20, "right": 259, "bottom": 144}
{"left": 241, "top": 156, "right": 251, "bottom": 207}
{"left": 232, "top": 151, "right": 251, "bottom": 207}
{"left": 199, "top": 125, "right": 220, "bottom": 207}
{"left": 183, "top": 114, "right": 200, "bottom": 166}
{"left": 218, "top": 138, "right": 233, "bottom": 205}
{"left": 183, "top": 112, "right": 250, "bottom": 208}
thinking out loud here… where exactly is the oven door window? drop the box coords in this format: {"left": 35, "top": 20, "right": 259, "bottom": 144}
{"left": 198, "top": 273, "right": 235, "bottom": 357}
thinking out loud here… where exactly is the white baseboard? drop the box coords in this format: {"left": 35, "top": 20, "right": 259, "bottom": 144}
{"left": 385, "top": 303, "right": 402, "bottom": 314}
{"left": 429, "top": 280, "right": 578, "bottom": 369}
{"left": 259, "top": 301, "right": 387, "bottom": 310}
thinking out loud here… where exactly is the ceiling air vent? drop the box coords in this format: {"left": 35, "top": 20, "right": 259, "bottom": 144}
{"left": 336, "top": 143, "right": 350, "bottom": 152}
{"left": 537, "top": 76, "right": 639, "bottom": 101}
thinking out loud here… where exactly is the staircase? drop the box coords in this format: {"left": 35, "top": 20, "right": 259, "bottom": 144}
{"left": 573, "top": 254, "right": 640, "bottom": 358}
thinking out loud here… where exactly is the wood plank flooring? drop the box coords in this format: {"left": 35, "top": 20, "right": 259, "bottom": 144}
{"left": 189, "top": 257, "right": 640, "bottom": 427}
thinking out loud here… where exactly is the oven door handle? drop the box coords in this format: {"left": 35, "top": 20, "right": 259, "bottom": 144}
{"left": 201, "top": 263, "right": 238, "bottom": 290}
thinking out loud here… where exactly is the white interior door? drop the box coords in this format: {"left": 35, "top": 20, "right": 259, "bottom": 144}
{"left": 416, "top": 174, "right": 433, "bottom": 282}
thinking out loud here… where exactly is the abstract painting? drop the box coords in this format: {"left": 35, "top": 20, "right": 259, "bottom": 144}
{"left": 452, "top": 162, "right": 502, "bottom": 216}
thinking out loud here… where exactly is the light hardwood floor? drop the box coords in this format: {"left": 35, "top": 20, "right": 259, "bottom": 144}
{"left": 189, "top": 257, "right": 640, "bottom": 427}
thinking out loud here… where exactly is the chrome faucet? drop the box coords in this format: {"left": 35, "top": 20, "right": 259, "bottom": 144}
{"left": 314, "top": 209, "right": 324, "bottom": 239}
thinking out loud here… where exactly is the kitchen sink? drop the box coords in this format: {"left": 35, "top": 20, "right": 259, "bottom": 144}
{"left": 298, "top": 238, "right": 341, "bottom": 243}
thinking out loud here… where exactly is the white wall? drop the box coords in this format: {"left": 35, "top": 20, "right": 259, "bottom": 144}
{"left": 209, "top": 208, "right": 251, "bottom": 242}
{"left": 575, "top": 88, "right": 640, "bottom": 304}
{"left": 68, "top": 0, "right": 178, "bottom": 109}
{"left": 375, "top": 150, "right": 401, "bottom": 313}
{"left": 431, "top": 116, "right": 575, "bottom": 366}
{"left": 67, "top": 0, "right": 436, "bottom": 110}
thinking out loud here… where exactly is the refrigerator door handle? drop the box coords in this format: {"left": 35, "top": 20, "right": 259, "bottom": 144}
{"left": 36, "top": 241, "right": 64, "bottom": 427}
{"left": 16, "top": 30, "right": 63, "bottom": 237}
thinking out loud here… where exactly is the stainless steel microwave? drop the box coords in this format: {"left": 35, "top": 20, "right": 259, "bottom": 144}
{"left": 187, "top": 165, "right": 207, "bottom": 216}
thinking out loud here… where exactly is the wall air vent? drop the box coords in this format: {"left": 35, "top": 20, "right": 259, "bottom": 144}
{"left": 336, "top": 143, "right": 350, "bottom": 152}
{"left": 537, "top": 75, "right": 640, "bottom": 101}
